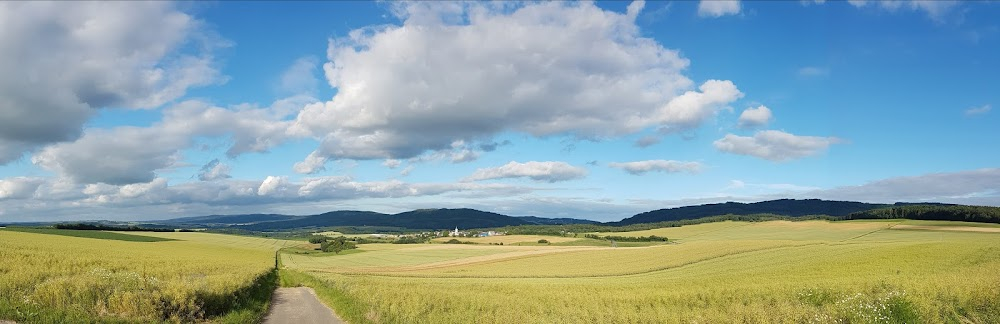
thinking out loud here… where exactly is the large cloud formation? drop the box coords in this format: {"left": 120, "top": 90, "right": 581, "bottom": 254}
{"left": 0, "top": 175, "right": 533, "bottom": 221}
{"left": 290, "top": 1, "right": 742, "bottom": 170}
{"left": 0, "top": 2, "right": 223, "bottom": 163}
{"left": 737, "top": 105, "right": 772, "bottom": 128}
{"left": 33, "top": 98, "right": 310, "bottom": 185}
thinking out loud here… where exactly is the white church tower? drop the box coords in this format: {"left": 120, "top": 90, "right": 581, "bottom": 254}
{"left": 452, "top": 227, "right": 459, "bottom": 236}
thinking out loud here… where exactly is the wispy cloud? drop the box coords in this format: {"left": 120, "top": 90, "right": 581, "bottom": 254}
{"left": 964, "top": 104, "right": 991, "bottom": 117}
{"left": 464, "top": 161, "right": 588, "bottom": 183}
{"left": 714, "top": 130, "right": 841, "bottom": 161}
{"left": 608, "top": 160, "right": 703, "bottom": 175}
{"left": 797, "top": 66, "right": 829, "bottom": 77}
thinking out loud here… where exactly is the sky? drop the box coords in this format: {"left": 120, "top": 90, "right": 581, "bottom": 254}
{"left": 0, "top": 0, "right": 998, "bottom": 222}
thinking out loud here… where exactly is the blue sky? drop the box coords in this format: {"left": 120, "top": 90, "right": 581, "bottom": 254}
{"left": 0, "top": 0, "right": 997, "bottom": 222}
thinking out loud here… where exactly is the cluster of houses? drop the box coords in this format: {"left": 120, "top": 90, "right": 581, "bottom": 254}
{"left": 440, "top": 227, "right": 505, "bottom": 238}
{"left": 351, "top": 227, "right": 506, "bottom": 240}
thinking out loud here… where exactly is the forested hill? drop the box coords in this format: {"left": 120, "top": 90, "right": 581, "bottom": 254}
{"left": 155, "top": 214, "right": 300, "bottom": 225}
{"left": 613, "top": 199, "right": 891, "bottom": 225}
{"left": 234, "top": 208, "right": 531, "bottom": 231}
{"left": 17, "top": 200, "right": 995, "bottom": 231}
{"left": 516, "top": 216, "right": 599, "bottom": 225}
{"left": 845, "top": 205, "right": 1000, "bottom": 224}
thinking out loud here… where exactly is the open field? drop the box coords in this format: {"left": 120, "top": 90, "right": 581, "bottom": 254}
{"left": 3, "top": 227, "right": 176, "bottom": 242}
{"left": 283, "top": 220, "right": 1000, "bottom": 323}
{"left": 0, "top": 229, "right": 299, "bottom": 323}
{"left": 430, "top": 234, "right": 579, "bottom": 245}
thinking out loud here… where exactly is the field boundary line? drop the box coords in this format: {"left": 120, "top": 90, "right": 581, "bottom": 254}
{"left": 841, "top": 223, "right": 893, "bottom": 242}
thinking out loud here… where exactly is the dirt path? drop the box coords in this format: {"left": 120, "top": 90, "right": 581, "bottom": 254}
{"left": 264, "top": 287, "right": 344, "bottom": 324}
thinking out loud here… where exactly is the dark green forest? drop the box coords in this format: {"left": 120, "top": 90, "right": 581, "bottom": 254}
{"left": 845, "top": 205, "right": 1000, "bottom": 223}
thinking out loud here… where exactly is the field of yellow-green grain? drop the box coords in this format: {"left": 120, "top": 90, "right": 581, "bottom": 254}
{"left": 0, "top": 229, "right": 298, "bottom": 323}
{"left": 429, "top": 234, "right": 579, "bottom": 245}
{"left": 282, "top": 220, "right": 1000, "bottom": 323}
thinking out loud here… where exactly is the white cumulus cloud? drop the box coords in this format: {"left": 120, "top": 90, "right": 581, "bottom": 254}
{"left": 197, "top": 159, "right": 232, "bottom": 181}
{"left": 0, "top": 2, "right": 224, "bottom": 164}
{"left": 737, "top": 105, "right": 772, "bottom": 128}
{"left": 464, "top": 161, "right": 587, "bottom": 183}
{"left": 33, "top": 98, "right": 309, "bottom": 185}
{"left": 713, "top": 130, "right": 840, "bottom": 161}
{"left": 608, "top": 160, "right": 703, "bottom": 175}
{"left": 258, "top": 176, "right": 291, "bottom": 196}
{"left": 698, "top": 0, "right": 741, "bottom": 18}
{"left": 0, "top": 177, "right": 45, "bottom": 199}
{"left": 290, "top": 1, "right": 742, "bottom": 167}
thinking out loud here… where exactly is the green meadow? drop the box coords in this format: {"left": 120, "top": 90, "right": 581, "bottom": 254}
{"left": 281, "top": 220, "right": 1000, "bottom": 323}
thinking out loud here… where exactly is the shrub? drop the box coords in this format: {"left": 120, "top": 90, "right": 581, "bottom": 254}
{"left": 393, "top": 237, "right": 427, "bottom": 244}
{"left": 321, "top": 238, "right": 357, "bottom": 254}
{"left": 445, "top": 239, "right": 462, "bottom": 244}
{"left": 537, "top": 239, "right": 550, "bottom": 244}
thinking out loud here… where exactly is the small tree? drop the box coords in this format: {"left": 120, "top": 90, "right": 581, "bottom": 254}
{"left": 320, "top": 236, "right": 357, "bottom": 254}
{"left": 308, "top": 236, "right": 328, "bottom": 244}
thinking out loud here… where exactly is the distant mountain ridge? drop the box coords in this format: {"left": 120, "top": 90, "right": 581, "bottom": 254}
{"left": 5, "top": 199, "right": 980, "bottom": 230}
{"left": 155, "top": 214, "right": 300, "bottom": 225}
{"left": 611, "top": 199, "right": 958, "bottom": 225}
{"left": 156, "top": 199, "right": 936, "bottom": 230}
{"left": 234, "top": 209, "right": 532, "bottom": 231}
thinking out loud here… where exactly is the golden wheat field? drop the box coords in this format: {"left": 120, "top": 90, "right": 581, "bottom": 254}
{"left": 0, "top": 229, "right": 297, "bottom": 323}
{"left": 282, "top": 220, "right": 1000, "bottom": 323}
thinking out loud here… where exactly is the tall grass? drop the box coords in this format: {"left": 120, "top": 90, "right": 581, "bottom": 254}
{"left": 0, "top": 230, "right": 294, "bottom": 323}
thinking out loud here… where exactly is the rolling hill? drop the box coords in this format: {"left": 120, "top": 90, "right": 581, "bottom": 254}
{"left": 232, "top": 209, "right": 531, "bottom": 231}
{"left": 612, "top": 199, "right": 895, "bottom": 225}
{"left": 10, "top": 199, "right": 989, "bottom": 231}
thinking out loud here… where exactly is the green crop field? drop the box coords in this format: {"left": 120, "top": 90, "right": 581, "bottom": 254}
{"left": 281, "top": 220, "right": 1000, "bottom": 323}
{"left": 0, "top": 229, "right": 299, "bottom": 323}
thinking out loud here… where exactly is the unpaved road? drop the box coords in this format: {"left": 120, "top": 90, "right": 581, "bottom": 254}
{"left": 264, "top": 287, "right": 344, "bottom": 324}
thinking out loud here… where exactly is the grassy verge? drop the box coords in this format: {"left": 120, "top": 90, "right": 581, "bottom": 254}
{"left": 210, "top": 269, "right": 279, "bottom": 324}
{"left": 1, "top": 227, "right": 175, "bottom": 242}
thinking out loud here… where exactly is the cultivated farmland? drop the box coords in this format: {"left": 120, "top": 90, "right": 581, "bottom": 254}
{"left": 0, "top": 229, "right": 297, "bottom": 323}
{"left": 282, "top": 220, "right": 1000, "bottom": 323}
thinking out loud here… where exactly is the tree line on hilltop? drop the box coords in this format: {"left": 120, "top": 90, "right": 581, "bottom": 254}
{"left": 845, "top": 205, "right": 1000, "bottom": 223}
